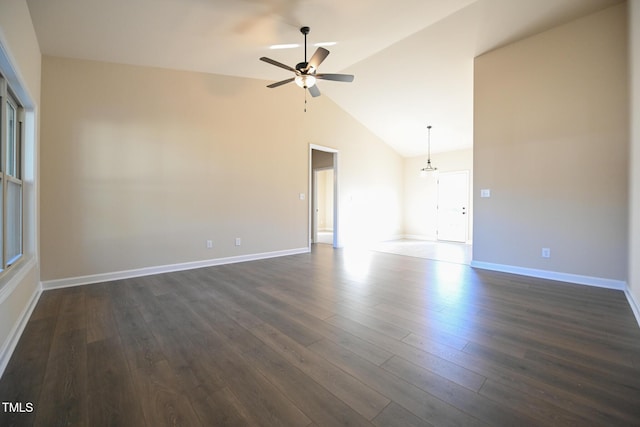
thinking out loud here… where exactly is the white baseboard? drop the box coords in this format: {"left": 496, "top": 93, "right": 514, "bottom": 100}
{"left": 625, "top": 286, "right": 640, "bottom": 328}
{"left": 0, "top": 277, "right": 41, "bottom": 378}
{"left": 42, "top": 247, "right": 310, "bottom": 290}
{"left": 470, "top": 260, "right": 626, "bottom": 290}
{"left": 402, "top": 234, "right": 435, "bottom": 241}
{"left": 401, "top": 235, "right": 472, "bottom": 244}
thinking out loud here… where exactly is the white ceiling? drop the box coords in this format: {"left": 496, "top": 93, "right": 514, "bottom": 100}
{"left": 26, "top": 0, "right": 622, "bottom": 157}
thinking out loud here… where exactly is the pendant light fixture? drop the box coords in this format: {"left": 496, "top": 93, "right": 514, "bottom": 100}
{"left": 420, "top": 125, "right": 438, "bottom": 176}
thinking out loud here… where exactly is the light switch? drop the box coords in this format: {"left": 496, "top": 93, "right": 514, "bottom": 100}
{"left": 480, "top": 189, "right": 491, "bottom": 198}
{"left": 299, "top": 193, "right": 305, "bottom": 200}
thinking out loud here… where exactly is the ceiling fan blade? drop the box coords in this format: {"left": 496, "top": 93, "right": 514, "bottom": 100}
{"left": 316, "top": 73, "right": 354, "bottom": 82}
{"left": 308, "top": 84, "right": 321, "bottom": 97}
{"left": 306, "top": 47, "right": 330, "bottom": 71}
{"left": 267, "top": 77, "right": 295, "bottom": 88}
{"left": 260, "top": 57, "right": 296, "bottom": 73}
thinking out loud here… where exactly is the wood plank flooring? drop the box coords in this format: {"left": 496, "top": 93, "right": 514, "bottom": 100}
{"left": 1, "top": 244, "right": 639, "bottom": 426}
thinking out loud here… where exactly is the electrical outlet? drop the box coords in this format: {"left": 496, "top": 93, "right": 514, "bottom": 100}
{"left": 206, "top": 240, "right": 213, "bottom": 249}
{"left": 235, "top": 237, "right": 241, "bottom": 246}
{"left": 541, "top": 248, "right": 551, "bottom": 258}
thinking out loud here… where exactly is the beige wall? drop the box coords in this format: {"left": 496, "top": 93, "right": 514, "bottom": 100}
{"left": 473, "top": 4, "right": 628, "bottom": 282}
{"left": 0, "top": 0, "right": 41, "bottom": 373}
{"left": 303, "top": 97, "right": 404, "bottom": 246}
{"left": 630, "top": 0, "right": 640, "bottom": 315}
{"left": 404, "top": 148, "right": 473, "bottom": 240}
{"left": 0, "top": 0, "right": 41, "bottom": 105}
{"left": 40, "top": 57, "right": 403, "bottom": 281}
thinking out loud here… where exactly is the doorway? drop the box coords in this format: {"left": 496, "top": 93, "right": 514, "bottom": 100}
{"left": 437, "top": 170, "right": 470, "bottom": 243}
{"left": 310, "top": 145, "right": 338, "bottom": 247}
{"left": 314, "top": 168, "right": 334, "bottom": 244}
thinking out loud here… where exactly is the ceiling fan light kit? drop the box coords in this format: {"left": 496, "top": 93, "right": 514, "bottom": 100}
{"left": 295, "top": 74, "right": 316, "bottom": 88}
{"left": 259, "top": 26, "right": 354, "bottom": 100}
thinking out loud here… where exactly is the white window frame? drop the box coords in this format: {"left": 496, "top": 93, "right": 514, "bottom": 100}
{"left": 0, "top": 73, "right": 24, "bottom": 274}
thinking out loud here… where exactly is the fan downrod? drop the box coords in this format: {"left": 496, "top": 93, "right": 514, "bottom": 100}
{"left": 300, "top": 26, "right": 310, "bottom": 63}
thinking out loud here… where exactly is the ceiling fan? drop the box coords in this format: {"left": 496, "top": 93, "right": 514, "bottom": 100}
{"left": 259, "top": 26, "right": 354, "bottom": 98}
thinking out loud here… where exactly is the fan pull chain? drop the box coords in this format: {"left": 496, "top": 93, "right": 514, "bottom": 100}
{"left": 304, "top": 90, "right": 307, "bottom": 112}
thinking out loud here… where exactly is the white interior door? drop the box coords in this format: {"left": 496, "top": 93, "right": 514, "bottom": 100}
{"left": 437, "top": 171, "right": 469, "bottom": 242}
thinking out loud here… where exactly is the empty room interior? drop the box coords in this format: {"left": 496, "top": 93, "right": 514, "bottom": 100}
{"left": 1, "top": 0, "right": 640, "bottom": 425}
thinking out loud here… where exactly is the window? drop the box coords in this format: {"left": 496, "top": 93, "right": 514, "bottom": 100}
{"left": 0, "top": 74, "right": 23, "bottom": 272}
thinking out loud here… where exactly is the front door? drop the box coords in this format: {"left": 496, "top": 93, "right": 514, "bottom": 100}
{"left": 437, "top": 171, "right": 469, "bottom": 242}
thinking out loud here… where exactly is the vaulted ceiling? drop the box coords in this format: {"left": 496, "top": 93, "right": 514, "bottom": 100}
{"left": 26, "top": 0, "right": 622, "bottom": 156}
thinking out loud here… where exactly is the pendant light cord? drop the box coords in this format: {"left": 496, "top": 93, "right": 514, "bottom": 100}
{"left": 427, "top": 125, "right": 432, "bottom": 163}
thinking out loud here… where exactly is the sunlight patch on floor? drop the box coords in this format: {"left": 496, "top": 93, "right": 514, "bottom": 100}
{"left": 369, "top": 239, "right": 471, "bottom": 265}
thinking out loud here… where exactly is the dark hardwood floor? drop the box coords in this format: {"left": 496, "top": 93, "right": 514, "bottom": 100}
{"left": 1, "top": 244, "right": 639, "bottom": 426}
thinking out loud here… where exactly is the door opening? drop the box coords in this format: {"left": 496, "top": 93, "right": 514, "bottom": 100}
{"left": 310, "top": 145, "right": 339, "bottom": 248}
{"left": 314, "top": 168, "right": 334, "bottom": 244}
